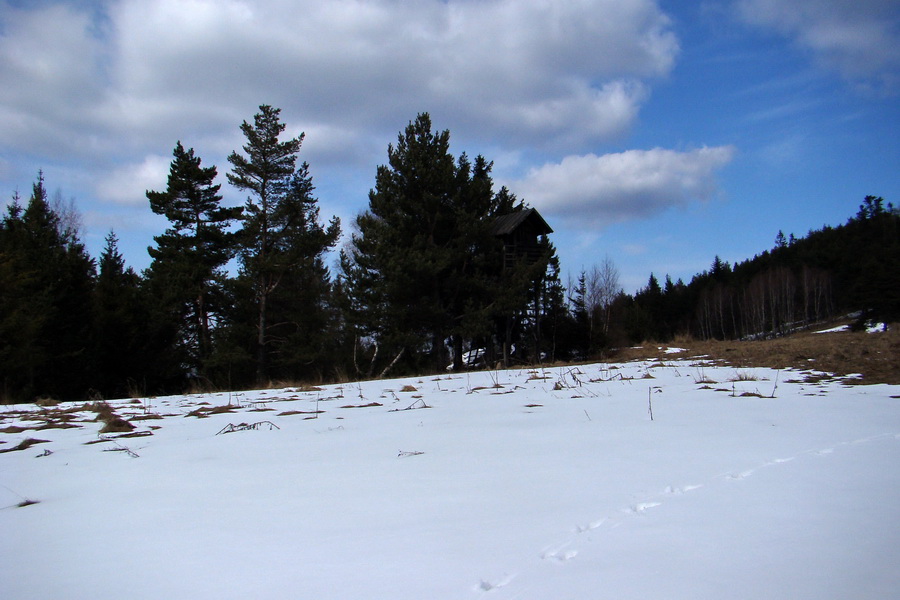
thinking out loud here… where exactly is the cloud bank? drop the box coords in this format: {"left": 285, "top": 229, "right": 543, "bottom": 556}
{"left": 0, "top": 0, "right": 679, "bottom": 174}
{"left": 515, "top": 146, "right": 737, "bottom": 228}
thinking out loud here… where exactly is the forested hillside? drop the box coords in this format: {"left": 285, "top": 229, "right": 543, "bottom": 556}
{"left": 619, "top": 195, "right": 899, "bottom": 343}
{"left": 1, "top": 105, "right": 896, "bottom": 403}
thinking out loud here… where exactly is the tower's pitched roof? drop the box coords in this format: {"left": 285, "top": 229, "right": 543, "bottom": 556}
{"left": 491, "top": 208, "right": 553, "bottom": 236}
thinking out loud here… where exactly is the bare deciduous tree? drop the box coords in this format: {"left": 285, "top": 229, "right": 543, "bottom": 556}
{"left": 589, "top": 256, "right": 621, "bottom": 336}
{"left": 50, "top": 189, "right": 82, "bottom": 242}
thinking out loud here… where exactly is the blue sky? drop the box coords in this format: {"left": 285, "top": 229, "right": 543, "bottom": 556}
{"left": 1, "top": 0, "right": 898, "bottom": 292}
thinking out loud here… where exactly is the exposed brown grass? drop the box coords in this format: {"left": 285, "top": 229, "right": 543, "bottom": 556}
{"left": 130, "top": 413, "right": 163, "bottom": 421}
{"left": 82, "top": 400, "right": 137, "bottom": 433}
{"left": 113, "top": 430, "right": 152, "bottom": 438}
{"left": 99, "top": 417, "right": 135, "bottom": 434}
{"left": 37, "top": 420, "right": 81, "bottom": 430}
{"left": 277, "top": 410, "right": 324, "bottom": 416}
{"left": 0, "top": 437, "right": 50, "bottom": 454}
{"left": 89, "top": 401, "right": 118, "bottom": 423}
{"left": 609, "top": 325, "right": 899, "bottom": 385}
{"left": 185, "top": 405, "right": 236, "bottom": 418}
{"left": 1, "top": 425, "right": 29, "bottom": 434}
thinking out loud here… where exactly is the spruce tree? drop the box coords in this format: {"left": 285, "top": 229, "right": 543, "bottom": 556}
{"left": 569, "top": 271, "right": 591, "bottom": 358}
{"left": 0, "top": 194, "right": 44, "bottom": 402}
{"left": 92, "top": 231, "right": 152, "bottom": 398}
{"left": 0, "top": 174, "right": 94, "bottom": 401}
{"left": 530, "top": 243, "right": 567, "bottom": 362}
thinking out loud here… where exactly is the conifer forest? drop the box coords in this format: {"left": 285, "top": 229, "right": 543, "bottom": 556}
{"left": 1, "top": 106, "right": 897, "bottom": 403}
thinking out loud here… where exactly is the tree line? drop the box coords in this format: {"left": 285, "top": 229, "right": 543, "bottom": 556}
{"left": 1, "top": 108, "right": 565, "bottom": 403}
{"left": 2, "top": 102, "right": 895, "bottom": 403}
{"left": 616, "top": 195, "right": 899, "bottom": 343}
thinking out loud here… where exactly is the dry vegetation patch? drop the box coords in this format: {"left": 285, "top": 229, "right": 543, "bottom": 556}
{"left": 1, "top": 425, "right": 30, "bottom": 434}
{"left": 37, "top": 419, "right": 81, "bottom": 430}
{"left": 130, "top": 413, "right": 163, "bottom": 421}
{"left": 99, "top": 417, "right": 135, "bottom": 434}
{"left": 610, "top": 326, "right": 899, "bottom": 385}
{"left": 0, "top": 437, "right": 50, "bottom": 454}
{"left": 185, "top": 405, "right": 236, "bottom": 418}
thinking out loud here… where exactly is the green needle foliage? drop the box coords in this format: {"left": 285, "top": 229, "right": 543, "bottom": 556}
{"left": 225, "top": 105, "right": 340, "bottom": 385}
{"left": 146, "top": 142, "right": 241, "bottom": 380}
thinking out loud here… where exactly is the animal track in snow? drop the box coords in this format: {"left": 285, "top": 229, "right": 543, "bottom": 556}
{"left": 664, "top": 484, "right": 703, "bottom": 495}
{"left": 540, "top": 542, "right": 579, "bottom": 563}
{"left": 575, "top": 518, "right": 606, "bottom": 533}
{"left": 627, "top": 501, "right": 662, "bottom": 514}
{"left": 477, "top": 573, "right": 515, "bottom": 591}
{"left": 475, "top": 433, "right": 899, "bottom": 597}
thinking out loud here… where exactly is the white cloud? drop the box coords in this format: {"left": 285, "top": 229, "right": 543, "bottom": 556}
{"left": 1, "top": 0, "right": 679, "bottom": 166}
{"left": 0, "top": 0, "right": 684, "bottom": 267}
{"left": 95, "top": 154, "right": 172, "bottom": 206}
{"left": 0, "top": 3, "right": 110, "bottom": 157}
{"left": 736, "top": 0, "right": 900, "bottom": 92}
{"left": 514, "top": 146, "right": 737, "bottom": 227}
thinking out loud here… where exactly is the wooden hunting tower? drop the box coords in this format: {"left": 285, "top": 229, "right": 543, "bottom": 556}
{"left": 491, "top": 208, "right": 553, "bottom": 268}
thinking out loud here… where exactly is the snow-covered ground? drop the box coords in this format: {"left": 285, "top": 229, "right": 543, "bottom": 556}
{"left": 2, "top": 357, "right": 898, "bottom": 599}
{"left": 815, "top": 322, "right": 887, "bottom": 334}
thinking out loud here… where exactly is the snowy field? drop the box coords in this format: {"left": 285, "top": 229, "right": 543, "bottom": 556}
{"left": 2, "top": 356, "right": 899, "bottom": 599}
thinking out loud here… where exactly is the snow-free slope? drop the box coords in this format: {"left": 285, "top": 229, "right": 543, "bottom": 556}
{"left": 3, "top": 359, "right": 899, "bottom": 599}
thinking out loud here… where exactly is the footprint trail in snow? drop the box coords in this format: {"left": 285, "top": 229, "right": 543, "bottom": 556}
{"left": 477, "top": 431, "right": 899, "bottom": 595}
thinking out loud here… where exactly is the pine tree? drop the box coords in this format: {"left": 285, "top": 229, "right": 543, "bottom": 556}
{"left": 342, "top": 113, "right": 534, "bottom": 373}
{"left": 344, "top": 113, "right": 464, "bottom": 372}
{"left": 226, "top": 105, "right": 340, "bottom": 384}
{"left": 255, "top": 163, "right": 340, "bottom": 381}
{"left": 146, "top": 142, "right": 240, "bottom": 379}
{"left": 228, "top": 105, "right": 301, "bottom": 383}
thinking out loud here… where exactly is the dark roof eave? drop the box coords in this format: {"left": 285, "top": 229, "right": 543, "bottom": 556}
{"left": 491, "top": 208, "right": 553, "bottom": 236}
